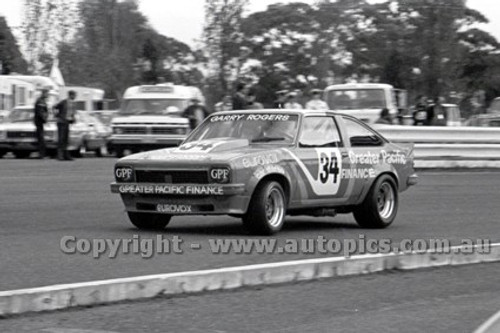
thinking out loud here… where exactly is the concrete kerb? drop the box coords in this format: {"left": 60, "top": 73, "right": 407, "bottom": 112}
{"left": 0, "top": 244, "right": 499, "bottom": 317}
{"left": 474, "top": 309, "right": 500, "bottom": 333}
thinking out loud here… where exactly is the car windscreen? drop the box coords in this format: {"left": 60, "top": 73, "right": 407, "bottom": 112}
{"left": 325, "top": 89, "right": 386, "bottom": 110}
{"left": 7, "top": 109, "right": 35, "bottom": 122}
{"left": 119, "top": 99, "right": 187, "bottom": 115}
{"left": 185, "top": 113, "right": 299, "bottom": 145}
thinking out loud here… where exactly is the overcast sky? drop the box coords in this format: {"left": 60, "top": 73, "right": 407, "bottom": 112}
{"left": 1, "top": 0, "right": 499, "bottom": 47}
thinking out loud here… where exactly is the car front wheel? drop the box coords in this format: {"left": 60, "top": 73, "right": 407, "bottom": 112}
{"left": 242, "top": 181, "right": 286, "bottom": 235}
{"left": 353, "top": 175, "right": 398, "bottom": 229}
{"left": 127, "top": 212, "right": 171, "bottom": 230}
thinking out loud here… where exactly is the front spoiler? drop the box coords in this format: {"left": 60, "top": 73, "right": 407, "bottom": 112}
{"left": 407, "top": 173, "right": 418, "bottom": 186}
{"left": 111, "top": 182, "right": 250, "bottom": 215}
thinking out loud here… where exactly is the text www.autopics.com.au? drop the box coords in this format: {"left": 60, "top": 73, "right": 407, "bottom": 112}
{"left": 60, "top": 235, "right": 493, "bottom": 259}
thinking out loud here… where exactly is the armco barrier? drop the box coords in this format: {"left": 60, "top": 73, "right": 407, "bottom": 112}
{"left": 373, "top": 125, "right": 500, "bottom": 144}
{"left": 373, "top": 125, "right": 500, "bottom": 162}
{"left": 414, "top": 144, "right": 500, "bottom": 159}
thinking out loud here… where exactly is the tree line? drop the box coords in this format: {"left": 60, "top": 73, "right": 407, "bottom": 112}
{"left": 0, "top": 0, "right": 498, "bottom": 116}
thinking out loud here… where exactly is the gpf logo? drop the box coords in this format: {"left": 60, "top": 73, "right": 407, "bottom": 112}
{"left": 115, "top": 167, "right": 133, "bottom": 182}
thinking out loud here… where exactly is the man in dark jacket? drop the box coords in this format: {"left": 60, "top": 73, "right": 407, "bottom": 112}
{"left": 183, "top": 98, "right": 209, "bottom": 130}
{"left": 232, "top": 83, "right": 248, "bottom": 110}
{"left": 273, "top": 90, "right": 288, "bottom": 109}
{"left": 33, "top": 89, "right": 50, "bottom": 159}
{"left": 54, "top": 90, "right": 77, "bottom": 161}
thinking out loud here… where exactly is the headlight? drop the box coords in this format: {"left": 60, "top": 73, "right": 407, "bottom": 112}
{"left": 174, "top": 128, "right": 187, "bottom": 135}
{"left": 115, "top": 166, "right": 134, "bottom": 182}
{"left": 113, "top": 127, "right": 124, "bottom": 134}
{"left": 209, "top": 167, "right": 231, "bottom": 184}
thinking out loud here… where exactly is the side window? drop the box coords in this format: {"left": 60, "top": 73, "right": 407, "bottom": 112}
{"left": 343, "top": 117, "right": 383, "bottom": 147}
{"left": 299, "top": 116, "right": 342, "bottom": 147}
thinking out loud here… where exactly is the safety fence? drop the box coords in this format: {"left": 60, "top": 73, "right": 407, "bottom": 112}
{"left": 374, "top": 125, "right": 500, "bottom": 161}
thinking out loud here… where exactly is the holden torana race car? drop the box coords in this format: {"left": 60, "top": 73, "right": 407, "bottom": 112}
{"left": 111, "top": 109, "right": 418, "bottom": 234}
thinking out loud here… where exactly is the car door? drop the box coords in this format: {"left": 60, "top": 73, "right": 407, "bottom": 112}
{"left": 287, "top": 115, "right": 353, "bottom": 206}
{"left": 339, "top": 116, "right": 387, "bottom": 200}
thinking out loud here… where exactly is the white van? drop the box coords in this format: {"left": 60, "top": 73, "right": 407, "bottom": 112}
{"left": 324, "top": 83, "right": 407, "bottom": 123}
{"left": 108, "top": 83, "right": 205, "bottom": 157}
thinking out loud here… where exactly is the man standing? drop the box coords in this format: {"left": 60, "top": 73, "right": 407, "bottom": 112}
{"left": 412, "top": 95, "right": 428, "bottom": 126}
{"left": 284, "top": 91, "right": 303, "bottom": 109}
{"left": 305, "top": 89, "right": 328, "bottom": 110}
{"left": 426, "top": 96, "right": 446, "bottom": 126}
{"left": 183, "top": 98, "right": 209, "bottom": 130}
{"left": 34, "top": 88, "right": 49, "bottom": 159}
{"left": 246, "top": 91, "right": 263, "bottom": 109}
{"left": 232, "top": 83, "right": 248, "bottom": 110}
{"left": 54, "top": 90, "right": 77, "bottom": 161}
{"left": 273, "top": 90, "right": 288, "bottom": 109}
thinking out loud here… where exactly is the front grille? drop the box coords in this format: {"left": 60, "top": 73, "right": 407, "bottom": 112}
{"left": 151, "top": 127, "right": 180, "bottom": 135}
{"left": 121, "top": 127, "right": 147, "bottom": 134}
{"left": 135, "top": 170, "right": 209, "bottom": 184}
{"left": 7, "top": 131, "right": 36, "bottom": 138}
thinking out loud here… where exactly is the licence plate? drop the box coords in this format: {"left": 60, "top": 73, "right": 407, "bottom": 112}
{"left": 142, "top": 137, "right": 157, "bottom": 143}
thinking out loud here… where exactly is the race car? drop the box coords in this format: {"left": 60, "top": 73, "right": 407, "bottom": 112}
{"left": 111, "top": 110, "right": 418, "bottom": 234}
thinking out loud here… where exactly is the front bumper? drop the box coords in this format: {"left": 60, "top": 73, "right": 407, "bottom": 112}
{"left": 0, "top": 139, "right": 57, "bottom": 151}
{"left": 110, "top": 182, "right": 250, "bottom": 215}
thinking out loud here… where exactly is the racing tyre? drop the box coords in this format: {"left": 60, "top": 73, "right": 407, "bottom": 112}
{"left": 13, "top": 151, "right": 31, "bottom": 159}
{"left": 127, "top": 212, "right": 171, "bottom": 230}
{"left": 242, "top": 181, "right": 286, "bottom": 235}
{"left": 0, "top": 149, "right": 7, "bottom": 158}
{"left": 353, "top": 175, "right": 398, "bottom": 229}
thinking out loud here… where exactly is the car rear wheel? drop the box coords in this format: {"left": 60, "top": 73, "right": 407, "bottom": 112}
{"left": 13, "top": 151, "right": 31, "bottom": 159}
{"left": 353, "top": 175, "right": 398, "bottom": 229}
{"left": 0, "top": 149, "right": 7, "bottom": 158}
{"left": 242, "top": 181, "right": 286, "bottom": 235}
{"left": 127, "top": 212, "right": 171, "bottom": 230}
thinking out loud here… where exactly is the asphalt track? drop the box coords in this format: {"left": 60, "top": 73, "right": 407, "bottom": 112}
{"left": 1, "top": 158, "right": 499, "bottom": 292}
{"left": 1, "top": 263, "right": 499, "bottom": 332}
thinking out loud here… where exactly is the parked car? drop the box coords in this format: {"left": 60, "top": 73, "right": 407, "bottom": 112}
{"left": 464, "top": 113, "right": 500, "bottom": 127}
{"left": 0, "top": 106, "right": 110, "bottom": 158}
{"left": 111, "top": 109, "right": 417, "bottom": 234}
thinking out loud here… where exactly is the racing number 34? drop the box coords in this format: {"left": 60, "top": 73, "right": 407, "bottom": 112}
{"left": 319, "top": 151, "right": 340, "bottom": 184}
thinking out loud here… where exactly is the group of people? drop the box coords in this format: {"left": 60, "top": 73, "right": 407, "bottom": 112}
{"left": 273, "top": 89, "right": 329, "bottom": 110}
{"left": 34, "top": 89, "right": 77, "bottom": 161}
{"left": 213, "top": 84, "right": 330, "bottom": 112}
{"left": 412, "top": 95, "right": 447, "bottom": 126}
